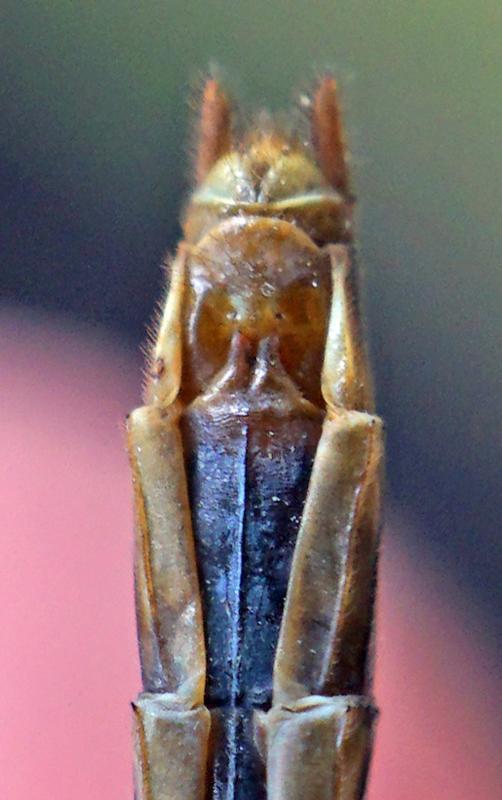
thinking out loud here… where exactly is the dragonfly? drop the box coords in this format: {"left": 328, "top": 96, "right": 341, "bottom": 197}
{"left": 127, "top": 73, "right": 383, "bottom": 800}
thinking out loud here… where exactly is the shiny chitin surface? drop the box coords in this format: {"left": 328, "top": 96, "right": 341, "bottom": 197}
{"left": 128, "top": 75, "right": 383, "bottom": 800}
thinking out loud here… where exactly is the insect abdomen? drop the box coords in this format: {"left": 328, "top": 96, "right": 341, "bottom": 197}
{"left": 182, "top": 405, "right": 322, "bottom": 799}
{"left": 129, "top": 74, "right": 383, "bottom": 800}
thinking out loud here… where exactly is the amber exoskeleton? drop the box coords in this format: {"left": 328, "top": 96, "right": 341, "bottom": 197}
{"left": 128, "top": 75, "right": 384, "bottom": 800}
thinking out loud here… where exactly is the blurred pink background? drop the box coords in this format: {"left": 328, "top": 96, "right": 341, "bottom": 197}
{"left": 1, "top": 309, "right": 500, "bottom": 799}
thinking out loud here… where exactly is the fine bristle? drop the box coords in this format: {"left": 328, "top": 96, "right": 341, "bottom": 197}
{"left": 140, "top": 255, "right": 172, "bottom": 402}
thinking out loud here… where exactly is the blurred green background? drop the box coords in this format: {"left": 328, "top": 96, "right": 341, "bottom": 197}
{"left": 2, "top": 2, "right": 501, "bottom": 650}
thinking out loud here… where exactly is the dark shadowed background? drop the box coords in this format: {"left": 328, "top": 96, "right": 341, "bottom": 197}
{"left": 1, "top": 2, "right": 501, "bottom": 798}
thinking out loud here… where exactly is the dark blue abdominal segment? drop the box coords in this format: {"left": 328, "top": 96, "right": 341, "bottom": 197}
{"left": 181, "top": 407, "right": 322, "bottom": 800}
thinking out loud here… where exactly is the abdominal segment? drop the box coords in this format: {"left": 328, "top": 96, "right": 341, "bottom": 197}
{"left": 181, "top": 405, "right": 322, "bottom": 800}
